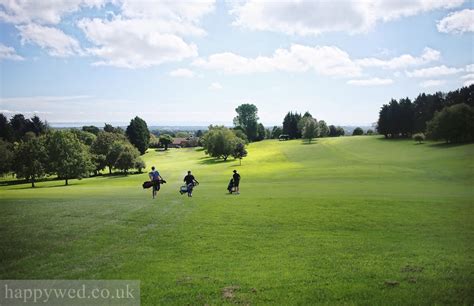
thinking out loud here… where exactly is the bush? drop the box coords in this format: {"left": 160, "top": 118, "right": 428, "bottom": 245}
{"left": 426, "top": 103, "right": 474, "bottom": 143}
{"left": 352, "top": 127, "right": 364, "bottom": 136}
{"left": 412, "top": 133, "right": 425, "bottom": 144}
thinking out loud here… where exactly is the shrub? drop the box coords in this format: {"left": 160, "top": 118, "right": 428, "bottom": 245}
{"left": 412, "top": 133, "right": 425, "bottom": 144}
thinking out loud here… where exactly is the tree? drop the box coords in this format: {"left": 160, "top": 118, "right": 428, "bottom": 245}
{"left": 426, "top": 103, "right": 474, "bottom": 143}
{"left": 70, "top": 129, "right": 97, "bottom": 146}
{"left": 29, "top": 115, "right": 49, "bottom": 136}
{"left": 134, "top": 159, "right": 146, "bottom": 173}
{"left": 302, "top": 118, "right": 319, "bottom": 143}
{"left": 366, "top": 129, "right": 374, "bottom": 135}
{"left": 114, "top": 142, "right": 140, "bottom": 174}
{"left": 352, "top": 127, "right": 364, "bottom": 136}
{"left": 46, "top": 130, "right": 94, "bottom": 185}
{"left": 0, "top": 114, "right": 13, "bottom": 141}
{"left": 0, "top": 139, "right": 14, "bottom": 176}
{"left": 282, "top": 112, "right": 301, "bottom": 139}
{"left": 82, "top": 125, "right": 100, "bottom": 135}
{"left": 10, "top": 114, "right": 30, "bottom": 141}
{"left": 232, "top": 142, "right": 248, "bottom": 165}
{"left": 203, "top": 126, "right": 243, "bottom": 161}
{"left": 104, "top": 123, "right": 123, "bottom": 134}
{"left": 233, "top": 104, "right": 259, "bottom": 141}
{"left": 412, "top": 133, "right": 425, "bottom": 144}
{"left": 159, "top": 134, "right": 173, "bottom": 150}
{"left": 195, "top": 130, "right": 203, "bottom": 138}
{"left": 91, "top": 131, "right": 127, "bottom": 173}
{"left": 126, "top": 116, "right": 150, "bottom": 154}
{"left": 255, "top": 123, "right": 266, "bottom": 141}
{"left": 336, "top": 126, "right": 345, "bottom": 136}
{"left": 175, "top": 131, "right": 189, "bottom": 138}
{"left": 318, "top": 120, "right": 329, "bottom": 137}
{"left": 232, "top": 127, "right": 249, "bottom": 144}
{"left": 271, "top": 126, "right": 283, "bottom": 139}
{"left": 13, "top": 137, "right": 48, "bottom": 187}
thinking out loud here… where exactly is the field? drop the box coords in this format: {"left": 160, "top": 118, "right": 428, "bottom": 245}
{"left": 0, "top": 136, "right": 473, "bottom": 304}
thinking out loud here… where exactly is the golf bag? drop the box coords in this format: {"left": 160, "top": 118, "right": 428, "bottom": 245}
{"left": 179, "top": 182, "right": 197, "bottom": 195}
{"left": 227, "top": 179, "right": 234, "bottom": 193}
{"left": 143, "top": 179, "right": 166, "bottom": 189}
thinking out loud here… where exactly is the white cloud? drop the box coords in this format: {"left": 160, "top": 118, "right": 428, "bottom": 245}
{"left": 193, "top": 44, "right": 361, "bottom": 77}
{"left": 465, "top": 64, "right": 474, "bottom": 72}
{"left": 0, "top": 43, "right": 24, "bottom": 61}
{"left": 464, "top": 79, "right": 474, "bottom": 86}
{"left": 419, "top": 79, "right": 446, "bottom": 87}
{"left": 347, "top": 78, "right": 393, "bottom": 86}
{"left": 230, "top": 0, "right": 464, "bottom": 35}
{"left": 437, "top": 9, "right": 474, "bottom": 34}
{"left": 209, "top": 82, "right": 222, "bottom": 90}
{"left": 17, "top": 24, "right": 82, "bottom": 57}
{"left": 461, "top": 74, "right": 474, "bottom": 79}
{"left": 170, "top": 68, "right": 195, "bottom": 78}
{"left": 356, "top": 47, "right": 440, "bottom": 69}
{"left": 77, "top": 17, "right": 198, "bottom": 68}
{"left": 406, "top": 65, "right": 464, "bottom": 78}
{"left": 0, "top": 0, "right": 107, "bottom": 25}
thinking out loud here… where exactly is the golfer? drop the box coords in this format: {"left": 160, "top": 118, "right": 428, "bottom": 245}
{"left": 149, "top": 166, "right": 162, "bottom": 199}
{"left": 183, "top": 171, "right": 199, "bottom": 197}
{"left": 232, "top": 170, "right": 241, "bottom": 194}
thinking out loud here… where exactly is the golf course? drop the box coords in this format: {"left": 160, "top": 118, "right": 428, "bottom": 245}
{"left": 0, "top": 136, "right": 473, "bottom": 304}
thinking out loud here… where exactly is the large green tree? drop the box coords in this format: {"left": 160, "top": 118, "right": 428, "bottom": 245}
{"left": 233, "top": 104, "right": 259, "bottom": 141}
{"left": 0, "top": 139, "right": 14, "bottom": 176}
{"left": 46, "top": 130, "right": 94, "bottom": 185}
{"left": 114, "top": 142, "right": 141, "bottom": 174}
{"left": 282, "top": 112, "right": 302, "bottom": 139}
{"left": 126, "top": 116, "right": 150, "bottom": 154}
{"left": 159, "top": 134, "right": 173, "bottom": 150}
{"left": 426, "top": 103, "right": 474, "bottom": 143}
{"left": 0, "top": 114, "right": 13, "bottom": 141}
{"left": 13, "top": 137, "right": 48, "bottom": 187}
{"left": 302, "top": 118, "right": 319, "bottom": 143}
{"left": 203, "top": 126, "right": 245, "bottom": 161}
{"left": 91, "top": 131, "right": 127, "bottom": 173}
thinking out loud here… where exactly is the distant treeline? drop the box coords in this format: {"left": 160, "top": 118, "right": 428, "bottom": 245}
{"left": 377, "top": 85, "right": 474, "bottom": 143}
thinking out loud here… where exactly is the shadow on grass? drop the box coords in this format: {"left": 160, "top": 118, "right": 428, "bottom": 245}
{"left": 302, "top": 141, "right": 318, "bottom": 145}
{"left": 428, "top": 142, "right": 472, "bottom": 149}
{"left": 198, "top": 156, "right": 234, "bottom": 165}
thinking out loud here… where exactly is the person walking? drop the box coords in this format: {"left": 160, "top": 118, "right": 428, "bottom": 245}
{"left": 232, "top": 170, "right": 241, "bottom": 194}
{"left": 183, "top": 170, "right": 199, "bottom": 197}
{"left": 149, "top": 166, "right": 162, "bottom": 199}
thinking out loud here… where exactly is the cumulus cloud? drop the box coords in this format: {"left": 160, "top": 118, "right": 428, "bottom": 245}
{"left": 437, "top": 9, "right": 474, "bottom": 34}
{"left": 464, "top": 79, "right": 474, "bottom": 86}
{"left": 419, "top": 79, "right": 446, "bottom": 87}
{"left": 209, "top": 82, "right": 223, "bottom": 90}
{"left": 0, "top": 43, "right": 24, "bottom": 61}
{"left": 406, "top": 65, "right": 464, "bottom": 78}
{"left": 356, "top": 47, "right": 440, "bottom": 69}
{"left": 230, "top": 0, "right": 464, "bottom": 35}
{"left": 466, "top": 64, "right": 474, "bottom": 72}
{"left": 193, "top": 44, "right": 361, "bottom": 77}
{"left": 0, "top": 0, "right": 107, "bottom": 25}
{"left": 17, "top": 23, "right": 82, "bottom": 57}
{"left": 347, "top": 78, "right": 393, "bottom": 86}
{"left": 170, "top": 68, "right": 195, "bottom": 78}
{"left": 77, "top": 17, "right": 198, "bottom": 68}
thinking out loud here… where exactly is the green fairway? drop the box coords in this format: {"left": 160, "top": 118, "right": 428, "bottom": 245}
{"left": 1, "top": 136, "right": 473, "bottom": 304}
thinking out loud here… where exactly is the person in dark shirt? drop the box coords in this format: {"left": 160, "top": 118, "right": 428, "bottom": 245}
{"left": 183, "top": 171, "right": 199, "bottom": 197}
{"left": 232, "top": 170, "right": 240, "bottom": 194}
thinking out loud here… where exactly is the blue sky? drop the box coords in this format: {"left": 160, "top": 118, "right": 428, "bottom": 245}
{"left": 0, "top": 0, "right": 473, "bottom": 126}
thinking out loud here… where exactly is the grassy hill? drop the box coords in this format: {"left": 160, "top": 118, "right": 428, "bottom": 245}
{"left": 0, "top": 136, "right": 473, "bottom": 304}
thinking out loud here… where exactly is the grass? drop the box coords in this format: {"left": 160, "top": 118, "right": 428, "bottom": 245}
{"left": 0, "top": 136, "right": 473, "bottom": 304}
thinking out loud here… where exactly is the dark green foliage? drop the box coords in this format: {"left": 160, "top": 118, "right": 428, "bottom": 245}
{"left": 234, "top": 104, "right": 259, "bottom": 141}
{"left": 134, "top": 159, "right": 146, "bottom": 173}
{"left": 255, "top": 123, "right": 266, "bottom": 141}
{"left": 0, "top": 139, "right": 14, "bottom": 176}
{"left": 10, "top": 114, "right": 30, "bottom": 141}
{"left": 232, "top": 127, "right": 249, "bottom": 143}
{"left": 92, "top": 131, "right": 127, "bottom": 173}
{"left": 114, "top": 142, "right": 141, "bottom": 173}
{"left": 46, "top": 130, "right": 94, "bottom": 185}
{"left": 29, "top": 115, "right": 49, "bottom": 136}
{"left": 159, "top": 134, "right": 173, "bottom": 150}
{"left": 232, "top": 142, "right": 248, "bottom": 165}
{"left": 126, "top": 116, "right": 150, "bottom": 154}
{"left": 328, "top": 125, "right": 345, "bottom": 137}
{"left": 426, "top": 103, "right": 474, "bottom": 143}
{"left": 318, "top": 120, "right": 329, "bottom": 137}
{"left": 82, "top": 125, "right": 100, "bottom": 135}
{"left": 366, "top": 129, "right": 374, "bottom": 135}
{"left": 70, "top": 129, "right": 97, "bottom": 146}
{"left": 0, "top": 114, "right": 13, "bottom": 141}
{"left": 13, "top": 137, "right": 48, "bottom": 187}
{"left": 271, "top": 126, "right": 282, "bottom": 139}
{"left": 104, "top": 123, "right": 124, "bottom": 134}
{"left": 282, "top": 112, "right": 302, "bottom": 139}
{"left": 195, "top": 130, "right": 203, "bottom": 138}
{"left": 352, "top": 127, "right": 364, "bottom": 136}
{"left": 203, "top": 126, "right": 245, "bottom": 161}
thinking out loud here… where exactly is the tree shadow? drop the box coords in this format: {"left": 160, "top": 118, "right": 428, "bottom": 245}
{"left": 302, "top": 141, "right": 318, "bottom": 145}
{"left": 198, "top": 156, "right": 234, "bottom": 165}
{"left": 428, "top": 142, "right": 472, "bottom": 149}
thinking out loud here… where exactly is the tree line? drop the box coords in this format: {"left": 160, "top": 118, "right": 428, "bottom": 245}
{"left": 377, "top": 84, "right": 474, "bottom": 143}
{"left": 0, "top": 115, "right": 151, "bottom": 187}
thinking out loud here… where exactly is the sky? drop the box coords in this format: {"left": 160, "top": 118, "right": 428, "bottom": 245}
{"left": 0, "top": 0, "right": 473, "bottom": 127}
